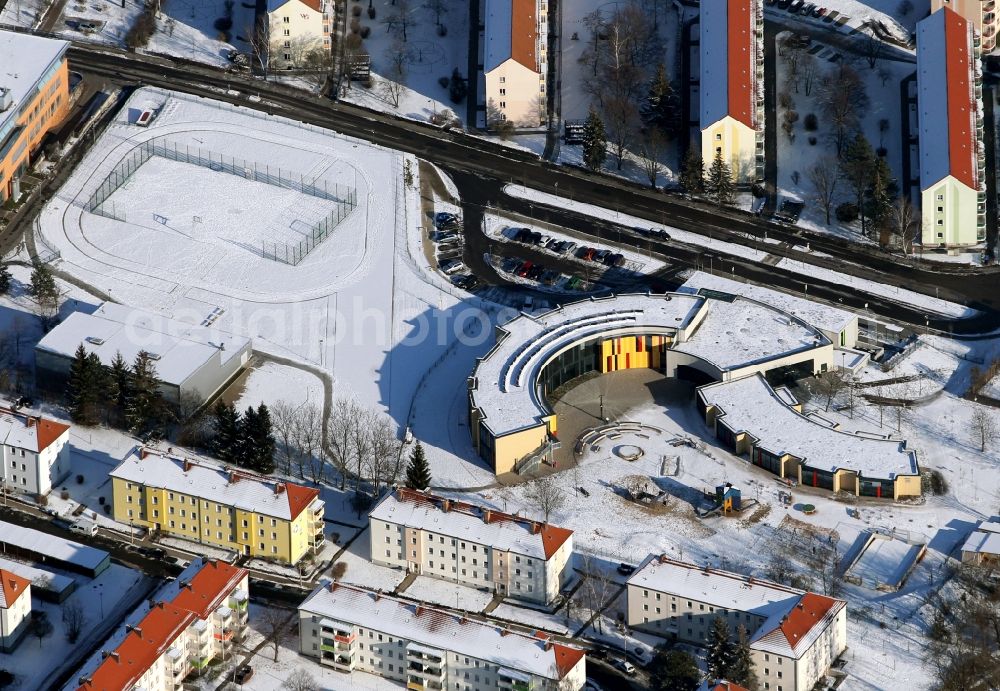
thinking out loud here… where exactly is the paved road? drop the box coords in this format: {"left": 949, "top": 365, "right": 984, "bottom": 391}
{"left": 32, "top": 44, "right": 1000, "bottom": 335}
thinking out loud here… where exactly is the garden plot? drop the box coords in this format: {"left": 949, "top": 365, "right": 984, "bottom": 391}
{"left": 843, "top": 529, "right": 927, "bottom": 591}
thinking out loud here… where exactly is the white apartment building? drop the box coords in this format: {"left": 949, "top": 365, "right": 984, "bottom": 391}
{"left": 75, "top": 559, "right": 249, "bottom": 691}
{"left": 267, "top": 0, "right": 332, "bottom": 69}
{"left": 0, "top": 569, "right": 31, "bottom": 653}
{"left": 484, "top": 0, "right": 547, "bottom": 127}
{"left": 0, "top": 406, "right": 70, "bottom": 496}
{"left": 298, "top": 581, "right": 587, "bottom": 691}
{"left": 627, "top": 555, "right": 847, "bottom": 691}
{"left": 368, "top": 487, "right": 573, "bottom": 605}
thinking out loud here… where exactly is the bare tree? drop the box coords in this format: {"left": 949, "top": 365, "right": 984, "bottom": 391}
{"left": 282, "top": 669, "right": 319, "bottom": 691}
{"left": 385, "top": 0, "right": 416, "bottom": 42}
{"left": 423, "top": 0, "right": 447, "bottom": 30}
{"left": 301, "top": 48, "right": 335, "bottom": 91}
{"left": 818, "top": 62, "right": 869, "bottom": 156}
{"left": 32, "top": 611, "right": 52, "bottom": 648}
{"left": 351, "top": 406, "right": 377, "bottom": 492}
{"left": 604, "top": 96, "right": 638, "bottom": 170}
{"left": 800, "top": 53, "right": 818, "bottom": 96}
{"left": 577, "top": 554, "right": 616, "bottom": 634}
{"left": 620, "top": 474, "right": 649, "bottom": 501}
{"left": 972, "top": 407, "right": 997, "bottom": 453}
{"left": 807, "top": 158, "right": 839, "bottom": 225}
{"left": 328, "top": 397, "right": 359, "bottom": 490}
{"left": 765, "top": 552, "right": 794, "bottom": 585}
{"left": 808, "top": 535, "right": 842, "bottom": 597}
{"left": 366, "top": 415, "right": 402, "bottom": 496}
{"left": 781, "top": 37, "right": 803, "bottom": 93}
{"left": 638, "top": 129, "right": 666, "bottom": 189}
{"left": 381, "top": 42, "right": 407, "bottom": 107}
{"left": 271, "top": 401, "right": 299, "bottom": 475}
{"left": 244, "top": 18, "right": 270, "bottom": 78}
{"left": 524, "top": 476, "right": 566, "bottom": 523}
{"left": 296, "top": 403, "right": 324, "bottom": 482}
{"left": 62, "top": 601, "right": 85, "bottom": 643}
{"left": 890, "top": 196, "right": 919, "bottom": 255}
{"left": 261, "top": 608, "right": 291, "bottom": 662}
{"left": 814, "top": 370, "right": 846, "bottom": 412}
{"left": 863, "top": 27, "right": 884, "bottom": 69}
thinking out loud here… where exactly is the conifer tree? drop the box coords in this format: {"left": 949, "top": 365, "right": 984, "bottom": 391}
{"left": 68, "top": 345, "right": 100, "bottom": 425}
{"left": 29, "top": 261, "right": 57, "bottom": 302}
{"left": 649, "top": 647, "right": 700, "bottom": 691}
{"left": 0, "top": 261, "right": 11, "bottom": 295}
{"left": 706, "top": 617, "right": 735, "bottom": 682}
{"left": 641, "top": 63, "right": 680, "bottom": 139}
{"left": 126, "top": 350, "right": 166, "bottom": 436}
{"left": 679, "top": 146, "right": 704, "bottom": 194}
{"left": 582, "top": 107, "right": 607, "bottom": 172}
{"left": 706, "top": 150, "right": 735, "bottom": 207}
{"left": 730, "top": 624, "right": 760, "bottom": 690}
{"left": 106, "top": 350, "right": 131, "bottom": 415}
{"left": 240, "top": 403, "right": 276, "bottom": 474}
{"left": 213, "top": 401, "right": 241, "bottom": 465}
{"left": 405, "top": 441, "right": 432, "bottom": 490}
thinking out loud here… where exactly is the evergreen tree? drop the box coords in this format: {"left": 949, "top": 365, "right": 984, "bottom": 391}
{"left": 0, "top": 261, "right": 11, "bottom": 295}
{"left": 405, "top": 441, "right": 432, "bottom": 490}
{"left": 649, "top": 648, "right": 701, "bottom": 691}
{"left": 126, "top": 350, "right": 166, "bottom": 436}
{"left": 106, "top": 350, "right": 131, "bottom": 414}
{"left": 582, "top": 107, "right": 607, "bottom": 172}
{"left": 865, "top": 156, "right": 894, "bottom": 241}
{"left": 706, "top": 151, "right": 735, "bottom": 207}
{"left": 29, "top": 261, "right": 57, "bottom": 302}
{"left": 841, "top": 134, "right": 876, "bottom": 236}
{"left": 706, "top": 617, "right": 735, "bottom": 681}
{"left": 448, "top": 68, "right": 467, "bottom": 104}
{"left": 213, "top": 401, "right": 241, "bottom": 465}
{"left": 68, "top": 345, "right": 101, "bottom": 425}
{"left": 237, "top": 405, "right": 259, "bottom": 469}
{"left": 730, "top": 624, "right": 760, "bottom": 690}
{"left": 641, "top": 64, "right": 680, "bottom": 140}
{"left": 240, "top": 403, "right": 276, "bottom": 474}
{"left": 679, "top": 146, "right": 704, "bottom": 194}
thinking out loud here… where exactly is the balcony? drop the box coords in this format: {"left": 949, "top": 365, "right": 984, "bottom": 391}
{"left": 214, "top": 628, "right": 234, "bottom": 642}
{"left": 407, "top": 661, "right": 445, "bottom": 680}
{"left": 498, "top": 668, "right": 534, "bottom": 690}
{"left": 407, "top": 680, "right": 444, "bottom": 690}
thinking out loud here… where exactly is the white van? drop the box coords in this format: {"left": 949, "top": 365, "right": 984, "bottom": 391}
{"left": 70, "top": 519, "right": 98, "bottom": 537}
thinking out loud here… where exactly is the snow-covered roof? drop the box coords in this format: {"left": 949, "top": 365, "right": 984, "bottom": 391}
{"left": 699, "top": 373, "right": 919, "bottom": 480}
{"left": 628, "top": 555, "right": 845, "bottom": 659}
{"left": 300, "top": 581, "right": 586, "bottom": 680}
{"left": 0, "top": 406, "right": 69, "bottom": 453}
{"left": 370, "top": 488, "right": 573, "bottom": 561}
{"left": 700, "top": 0, "right": 759, "bottom": 129}
{"left": 0, "top": 556, "right": 75, "bottom": 596}
{"left": 0, "top": 32, "right": 69, "bottom": 144}
{"left": 110, "top": 447, "right": 320, "bottom": 521}
{"left": 962, "top": 518, "right": 1000, "bottom": 556}
{"left": 469, "top": 293, "right": 705, "bottom": 438}
{"left": 917, "top": 8, "right": 980, "bottom": 191}
{"left": 679, "top": 272, "right": 855, "bottom": 337}
{"left": 0, "top": 520, "right": 109, "bottom": 573}
{"left": 266, "top": 0, "right": 323, "bottom": 13}
{"left": 671, "top": 296, "right": 829, "bottom": 372}
{"left": 484, "top": 0, "right": 538, "bottom": 73}
{"left": 35, "top": 302, "right": 250, "bottom": 388}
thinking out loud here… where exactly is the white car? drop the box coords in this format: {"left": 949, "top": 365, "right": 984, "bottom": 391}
{"left": 611, "top": 658, "right": 636, "bottom": 676}
{"left": 443, "top": 261, "right": 466, "bottom": 275}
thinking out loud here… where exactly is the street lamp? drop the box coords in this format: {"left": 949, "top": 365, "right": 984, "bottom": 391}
{"left": 129, "top": 519, "right": 134, "bottom": 546}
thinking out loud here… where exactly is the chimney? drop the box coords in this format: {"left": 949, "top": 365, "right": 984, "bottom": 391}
{"left": 78, "top": 676, "right": 93, "bottom": 686}
{"left": 230, "top": 472, "right": 240, "bottom": 484}
{"left": 500, "top": 628, "right": 510, "bottom": 637}
{"left": 140, "top": 447, "right": 148, "bottom": 460}
{"left": 110, "top": 651, "right": 120, "bottom": 661}
{"left": 275, "top": 483, "right": 286, "bottom": 496}
{"left": 183, "top": 459, "right": 192, "bottom": 472}
{"left": 441, "top": 499, "right": 451, "bottom": 512}
{"left": 544, "top": 640, "right": 553, "bottom": 651}
{"left": 100, "top": 650, "right": 109, "bottom": 659}
{"left": 133, "top": 628, "right": 142, "bottom": 639}
{"left": 167, "top": 447, "right": 173, "bottom": 454}
{"left": 659, "top": 554, "right": 669, "bottom": 564}
{"left": 415, "top": 605, "right": 424, "bottom": 617}
{"left": 531, "top": 522, "right": 541, "bottom": 534}
{"left": 483, "top": 509, "right": 491, "bottom": 523}
{"left": 26, "top": 417, "right": 34, "bottom": 428}
{"left": 374, "top": 589, "right": 382, "bottom": 602}
{"left": 328, "top": 581, "right": 338, "bottom": 593}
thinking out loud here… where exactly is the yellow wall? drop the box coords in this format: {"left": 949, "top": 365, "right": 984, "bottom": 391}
{"left": 0, "top": 58, "right": 70, "bottom": 202}
{"left": 112, "top": 477, "right": 318, "bottom": 563}
{"left": 485, "top": 60, "right": 543, "bottom": 128}
{"left": 894, "top": 474, "right": 922, "bottom": 499}
{"left": 701, "top": 116, "right": 758, "bottom": 183}
{"left": 921, "top": 176, "right": 984, "bottom": 247}
{"left": 492, "top": 424, "right": 550, "bottom": 474}
{"left": 599, "top": 335, "right": 667, "bottom": 373}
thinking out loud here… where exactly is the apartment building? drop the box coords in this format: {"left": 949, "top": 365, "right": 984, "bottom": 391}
{"left": 369, "top": 487, "right": 573, "bottom": 605}
{"left": 110, "top": 447, "right": 324, "bottom": 564}
{"left": 0, "top": 570, "right": 31, "bottom": 653}
{"left": 700, "top": 0, "right": 764, "bottom": 182}
{"left": 298, "top": 581, "right": 587, "bottom": 690}
{"left": 267, "top": 0, "right": 333, "bottom": 69}
{"left": 75, "top": 559, "right": 249, "bottom": 691}
{"left": 0, "top": 406, "right": 71, "bottom": 496}
{"left": 0, "top": 31, "right": 71, "bottom": 204}
{"left": 917, "top": 8, "right": 986, "bottom": 248}
{"left": 627, "top": 555, "right": 847, "bottom": 691}
{"left": 484, "top": 0, "right": 548, "bottom": 127}
{"left": 931, "top": 0, "right": 998, "bottom": 52}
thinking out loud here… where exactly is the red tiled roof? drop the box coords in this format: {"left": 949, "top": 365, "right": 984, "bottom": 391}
{"left": 552, "top": 642, "right": 586, "bottom": 678}
{"left": 33, "top": 417, "right": 71, "bottom": 453}
{"left": 0, "top": 569, "right": 30, "bottom": 608}
{"left": 171, "top": 560, "right": 247, "bottom": 619}
{"left": 539, "top": 524, "right": 573, "bottom": 559}
{"left": 284, "top": 482, "right": 320, "bottom": 521}
{"left": 727, "top": 0, "right": 755, "bottom": 128}
{"left": 943, "top": 8, "right": 977, "bottom": 190}
{"left": 510, "top": 0, "right": 538, "bottom": 71}
{"left": 777, "top": 592, "right": 840, "bottom": 652}
{"left": 707, "top": 682, "right": 750, "bottom": 691}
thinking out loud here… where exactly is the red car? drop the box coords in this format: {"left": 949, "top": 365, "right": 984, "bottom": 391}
{"left": 517, "top": 261, "right": 533, "bottom": 277}
{"left": 579, "top": 247, "right": 596, "bottom": 261}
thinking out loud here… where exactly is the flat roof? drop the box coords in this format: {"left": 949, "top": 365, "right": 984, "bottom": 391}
{"left": 469, "top": 293, "right": 705, "bottom": 438}
{"left": 300, "top": 582, "right": 585, "bottom": 680}
{"left": 110, "top": 447, "right": 320, "bottom": 521}
{"left": 484, "top": 0, "right": 538, "bottom": 73}
{"left": 370, "top": 488, "right": 572, "bottom": 561}
{"left": 678, "top": 272, "right": 855, "bottom": 336}
{"left": 0, "top": 556, "right": 75, "bottom": 596}
{"left": 0, "top": 31, "right": 69, "bottom": 140}
{"left": 917, "top": 8, "right": 979, "bottom": 191}
{"left": 699, "top": 373, "right": 919, "bottom": 479}
{"left": 672, "top": 296, "right": 827, "bottom": 372}
{"left": 0, "top": 520, "right": 109, "bottom": 572}
{"left": 36, "top": 302, "right": 250, "bottom": 387}
{"left": 962, "top": 518, "right": 1000, "bottom": 555}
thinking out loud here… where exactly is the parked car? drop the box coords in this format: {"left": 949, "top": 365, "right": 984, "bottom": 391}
{"left": 545, "top": 238, "right": 561, "bottom": 250}
{"left": 579, "top": 247, "right": 596, "bottom": 261}
{"left": 70, "top": 519, "right": 98, "bottom": 537}
{"left": 578, "top": 487, "right": 591, "bottom": 497}
{"left": 800, "top": 2, "right": 815, "bottom": 14}
{"left": 528, "top": 264, "right": 545, "bottom": 280}
{"left": 138, "top": 546, "right": 167, "bottom": 560}
{"left": 517, "top": 261, "right": 533, "bottom": 277}
{"left": 812, "top": 6, "right": 827, "bottom": 16}
{"left": 434, "top": 212, "right": 458, "bottom": 228}
{"left": 594, "top": 249, "right": 611, "bottom": 262}
{"left": 537, "top": 234, "right": 552, "bottom": 246}
{"left": 611, "top": 658, "right": 636, "bottom": 676}
{"left": 234, "top": 666, "right": 254, "bottom": 684}
{"left": 789, "top": 0, "right": 805, "bottom": 12}
{"left": 514, "top": 227, "right": 532, "bottom": 242}
{"left": 561, "top": 241, "right": 577, "bottom": 254}
{"left": 501, "top": 257, "right": 521, "bottom": 273}
{"left": 617, "top": 562, "right": 635, "bottom": 575}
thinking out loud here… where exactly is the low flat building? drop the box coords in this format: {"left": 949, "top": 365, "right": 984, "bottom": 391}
{"left": 369, "top": 487, "right": 573, "bottom": 605}
{"left": 110, "top": 447, "right": 324, "bottom": 564}
{"left": 917, "top": 8, "right": 986, "bottom": 249}
{"left": 0, "top": 556, "right": 75, "bottom": 603}
{"left": 700, "top": 0, "right": 764, "bottom": 182}
{"left": 698, "top": 373, "right": 921, "bottom": 499}
{"left": 0, "top": 31, "right": 72, "bottom": 204}
{"left": 0, "top": 406, "right": 70, "bottom": 496}
{"left": 0, "top": 569, "right": 31, "bottom": 653}
{"left": 74, "top": 559, "right": 249, "bottom": 691}
{"left": 35, "top": 302, "right": 252, "bottom": 407}
{"left": 267, "top": 0, "right": 332, "bottom": 69}
{"left": 484, "top": 0, "right": 547, "bottom": 127}
{"left": 627, "top": 555, "right": 847, "bottom": 691}
{"left": 0, "top": 520, "right": 110, "bottom": 577}
{"left": 961, "top": 517, "right": 1000, "bottom": 565}
{"left": 298, "top": 581, "right": 587, "bottom": 690}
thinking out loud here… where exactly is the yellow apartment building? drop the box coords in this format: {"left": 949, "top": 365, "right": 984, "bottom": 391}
{"left": 0, "top": 31, "right": 71, "bottom": 204}
{"left": 110, "top": 447, "right": 324, "bottom": 564}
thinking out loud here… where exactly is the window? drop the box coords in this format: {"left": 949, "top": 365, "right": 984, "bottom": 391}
{"left": 283, "top": 15, "right": 289, "bottom": 22}
{"left": 716, "top": 133, "right": 722, "bottom": 140}
{"left": 283, "top": 29, "right": 290, "bottom": 36}
{"left": 937, "top": 194, "right": 944, "bottom": 200}
{"left": 499, "top": 76, "right": 505, "bottom": 83}
{"left": 500, "top": 88, "right": 506, "bottom": 95}
{"left": 499, "top": 101, "right": 506, "bottom": 108}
